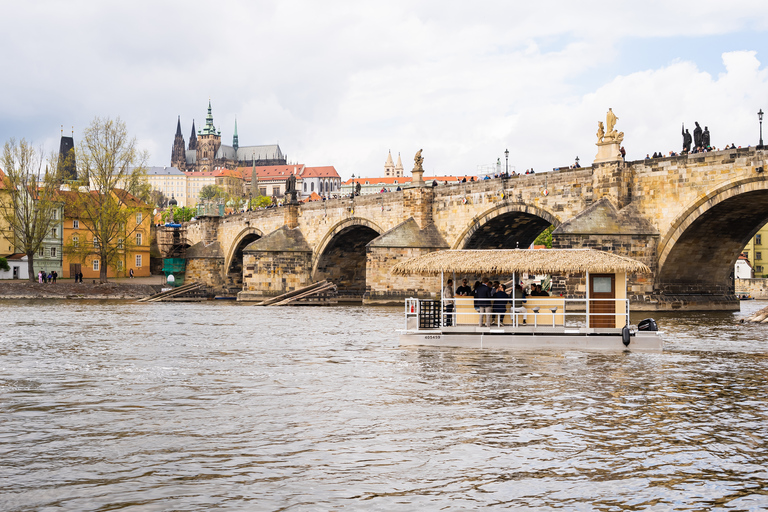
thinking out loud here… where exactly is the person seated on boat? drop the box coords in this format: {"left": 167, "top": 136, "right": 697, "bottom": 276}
{"left": 512, "top": 282, "right": 528, "bottom": 325}
{"left": 536, "top": 284, "right": 549, "bottom": 296}
{"left": 475, "top": 278, "right": 493, "bottom": 327}
{"left": 492, "top": 283, "right": 509, "bottom": 326}
{"left": 443, "top": 279, "right": 455, "bottom": 326}
{"left": 456, "top": 278, "right": 472, "bottom": 296}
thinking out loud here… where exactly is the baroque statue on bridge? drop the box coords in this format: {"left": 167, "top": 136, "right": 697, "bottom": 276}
{"left": 603, "top": 108, "right": 624, "bottom": 144}
{"left": 596, "top": 121, "right": 605, "bottom": 143}
{"left": 413, "top": 149, "right": 424, "bottom": 172}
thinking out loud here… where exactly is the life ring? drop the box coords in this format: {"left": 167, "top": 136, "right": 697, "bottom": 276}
{"left": 542, "top": 189, "right": 549, "bottom": 196}
{"left": 462, "top": 197, "right": 468, "bottom": 204}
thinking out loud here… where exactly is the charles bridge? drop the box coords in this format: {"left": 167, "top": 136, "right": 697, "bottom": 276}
{"left": 158, "top": 147, "right": 767, "bottom": 310}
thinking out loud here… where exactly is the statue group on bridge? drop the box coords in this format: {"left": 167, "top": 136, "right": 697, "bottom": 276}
{"left": 682, "top": 121, "right": 711, "bottom": 154}
{"left": 596, "top": 108, "right": 624, "bottom": 145}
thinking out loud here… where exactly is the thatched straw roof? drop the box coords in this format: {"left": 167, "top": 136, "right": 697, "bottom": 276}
{"left": 390, "top": 249, "right": 650, "bottom": 276}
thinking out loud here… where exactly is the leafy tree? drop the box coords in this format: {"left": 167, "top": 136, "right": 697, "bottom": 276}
{"left": 149, "top": 189, "right": 168, "bottom": 207}
{"left": 199, "top": 184, "right": 225, "bottom": 201}
{"left": 0, "top": 257, "right": 9, "bottom": 272}
{"left": 249, "top": 195, "right": 272, "bottom": 209}
{"left": 161, "top": 205, "right": 195, "bottom": 223}
{"left": 534, "top": 225, "right": 554, "bottom": 248}
{"left": 64, "top": 117, "right": 150, "bottom": 283}
{"left": 0, "top": 138, "right": 61, "bottom": 282}
{"left": 227, "top": 194, "right": 247, "bottom": 212}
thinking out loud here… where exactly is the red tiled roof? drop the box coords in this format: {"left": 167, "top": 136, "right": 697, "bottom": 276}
{"left": 237, "top": 164, "right": 305, "bottom": 179}
{"left": 303, "top": 192, "right": 323, "bottom": 202}
{"left": 302, "top": 166, "right": 340, "bottom": 178}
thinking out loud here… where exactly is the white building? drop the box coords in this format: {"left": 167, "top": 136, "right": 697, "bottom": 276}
{"left": 735, "top": 253, "right": 754, "bottom": 279}
{"left": 145, "top": 166, "right": 188, "bottom": 206}
{"left": 0, "top": 254, "right": 29, "bottom": 280}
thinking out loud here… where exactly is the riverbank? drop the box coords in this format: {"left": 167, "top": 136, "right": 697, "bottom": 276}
{"left": 0, "top": 280, "right": 162, "bottom": 299}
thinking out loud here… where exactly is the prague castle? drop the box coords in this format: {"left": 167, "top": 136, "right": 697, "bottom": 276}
{"left": 171, "top": 101, "right": 287, "bottom": 172}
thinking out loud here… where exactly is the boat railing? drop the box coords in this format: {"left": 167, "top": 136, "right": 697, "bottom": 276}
{"left": 406, "top": 297, "right": 630, "bottom": 330}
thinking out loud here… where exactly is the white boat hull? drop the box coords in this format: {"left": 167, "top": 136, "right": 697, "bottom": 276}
{"left": 400, "top": 330, "right": 663, "bottom": 351}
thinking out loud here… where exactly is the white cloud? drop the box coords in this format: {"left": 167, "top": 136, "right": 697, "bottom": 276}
{"left": 1, "top": 1, "right": 767, "bottom": 177}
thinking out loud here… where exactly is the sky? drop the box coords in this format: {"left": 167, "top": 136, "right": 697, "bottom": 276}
{"left": 1, "top": 1, "right": 767, "bottom": 179}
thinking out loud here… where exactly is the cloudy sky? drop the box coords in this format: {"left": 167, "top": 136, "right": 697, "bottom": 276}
{"left": 2, "top": 1, "right": 767, "bottom": 178}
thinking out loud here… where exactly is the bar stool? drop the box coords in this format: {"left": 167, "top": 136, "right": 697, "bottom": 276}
{"left": 532, "top": 306, "right": 540, "bottom": 327}
{"left": 550, "top": 306, "right": 558, "bottom": 327}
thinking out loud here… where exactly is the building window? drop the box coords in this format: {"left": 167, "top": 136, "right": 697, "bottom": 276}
{"left": 311, "top": 182, "right": 314, "bottom": 192}
{"left": 52, "top": 210, "right": 57, "bottom": 220}
{"left": 136, "top": 254, "right": 142, "bottom": 268}
{"left": 757, "top": 252, "right": 762, "bottom": 261}
{"left": 72, "top": 235, "right": 79, "bottom": 247}
{"left": 93, "top": 238, "right": 99, "bottom": 248}
{"left": 93, "top": 259, "right": 100, "bottom": 271}
{"left": 50, "top": 247, "right": 56, "bottom": 258}
{"left": 117, "top": 260, "right": 123, "bottom": 271}
{"left": 136, "top": 213, "right": 142, "bottom": 224}
{"left": 303, "top": 182, "right": 307, "bottom": 192}
{"left": 51, "top": 227, "right": 57, "bottom": 237}
{"left": 118, "top": 238, "right": 124, "bottom": 249}
{"left": 757, "top": 234, "right": 762, "bottom": 245}
{"left": 756, "top": 266, "right": 763, "bottom": 273}
{"left": 73, "top": 219, "right": 79, "bottom": 229}
{"left": 136, "top": 233, "right": 142, "bottom": 246}
{"left": 39, "top": 247, "right": 44, "bottom": 257}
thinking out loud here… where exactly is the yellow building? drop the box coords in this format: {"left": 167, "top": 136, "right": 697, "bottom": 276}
{"left": 743, "top": 225, "right": 768, "bottom": 277}
{"left": 59, "top": 189, "right": 152, "bottom": 279}
{"left": 0, "top": 168, "right": 15, "bottom": 256}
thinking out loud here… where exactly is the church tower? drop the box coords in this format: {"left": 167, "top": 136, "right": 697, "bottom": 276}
{"left": 233, "top": 119, "right": 239, "bottom": 152}
{"left": 384, "top": 150, "right": 395, "bottom": 177}
{"left": 188, "top": 120, "right": 197, "bottom": 150}
{"left": 171, "top": 116, "right": 186, "bottom": 170}
{"left": 395, "top": 152, "right": 404, "bottom": 177}
{"left": 196, "top": 100, "right": 221, "bottom": 171}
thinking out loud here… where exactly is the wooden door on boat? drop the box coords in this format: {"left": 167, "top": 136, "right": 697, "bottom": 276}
{"left": 589, "top": 274, "right": 615, "bottom": 328}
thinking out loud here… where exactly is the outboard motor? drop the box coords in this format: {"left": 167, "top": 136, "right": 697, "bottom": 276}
{"left": 638, "top": 318, "right": 658, "bottom": 331}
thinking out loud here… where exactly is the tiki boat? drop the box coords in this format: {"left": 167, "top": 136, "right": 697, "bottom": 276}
{"left": 391, "top": 249, "right": 662, "bottom": 351}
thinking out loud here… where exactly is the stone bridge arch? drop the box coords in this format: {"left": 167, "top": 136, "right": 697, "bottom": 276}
{"left": 452, "top": 202, "right": 561, "bottom": 249}
{"left": 656, "top": 176, "right": 768, "bottom": 296}
{"left": 224, "top": 227, "right": 265, "bottom": 290}
{"left": 311, "top": 217, "right": 383, "bottom": 300}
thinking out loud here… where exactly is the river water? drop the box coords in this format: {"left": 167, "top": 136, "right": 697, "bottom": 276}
{"left": 1, "top": 300, "right": 767, "bottom": 511}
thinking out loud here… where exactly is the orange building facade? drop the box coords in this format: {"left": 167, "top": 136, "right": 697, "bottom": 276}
{"left": 59, "top": 189, "right": 152, "bottom": 279}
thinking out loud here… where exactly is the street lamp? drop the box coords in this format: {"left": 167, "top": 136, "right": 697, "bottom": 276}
{"left": 504, "top": 149, "right": 509, "bottom": 175}
{"left": 758, "top": 109, "right": 764, "bottom": 150}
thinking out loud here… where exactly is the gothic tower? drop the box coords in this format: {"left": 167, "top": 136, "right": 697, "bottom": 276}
{"left": 395, "top": 152, "right": 404, "bottom": 177}
{"left": 196, "top": 100, "right": 221, "bottom": 171}
{"left": 384, "top": 150, "right": 395, "bottom": 177}
{"left": 233, "top": 119, "right": 239, "bottom": 152}
{"left": 171, "top": 116, "right": 186, "bottom": 170}
{"left": 188, "top": 120, "right": 197, "bottom": 150}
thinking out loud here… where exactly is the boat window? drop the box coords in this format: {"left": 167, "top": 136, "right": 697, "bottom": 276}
{"left": 592, "top": 276, "right": 613, "bottom": 293}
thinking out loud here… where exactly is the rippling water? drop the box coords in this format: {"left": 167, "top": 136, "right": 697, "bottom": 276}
{"left": 1, "top": 300, "right": 767, "bottom": 511}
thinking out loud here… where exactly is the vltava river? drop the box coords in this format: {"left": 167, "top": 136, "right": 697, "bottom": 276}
{"left": 1, "top": 300, "right": 767, "bottom": 511}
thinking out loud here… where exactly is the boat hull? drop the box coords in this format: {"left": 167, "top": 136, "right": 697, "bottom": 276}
{"left": 400, "top": 330, "right": 662, "bottom": 351}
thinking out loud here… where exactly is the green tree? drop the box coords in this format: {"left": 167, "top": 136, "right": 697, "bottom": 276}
{"left": 249, "top": 195, "right": 272, "bottom": 209}
{"left": 64, "top": 117, "right": 150, "bottom": 283}
{"left": 534, "top": 225, "right": 554, "bottom": 248}
{"left": 149, "top": 189, "right": 168, "bottom": 207}
{"left": 0, "top": 138, "right": 61, "bottom": 282}
{"left": 161, "top": 205, "right": 195, "bottom": 223}
{"left": 199, "top": 184, "right": 225, "bottom": 201}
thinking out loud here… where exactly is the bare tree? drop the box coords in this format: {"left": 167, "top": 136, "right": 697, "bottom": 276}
{"left": 64, "top": 117, "right": 150, "bottom": 283}
{"left": 0, "top": 139, "right": 60, "bottom": 282}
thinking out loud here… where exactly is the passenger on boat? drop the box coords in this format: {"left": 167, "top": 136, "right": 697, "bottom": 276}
{"left": 492, "top": 284, "right": 509, "bottom": 325}
{"left": 475, "top": 278, "right": 493, "bottom": 327}
{"left": 512, "top": 283, "right": 528, "bottom": 324}
{"left": 456, "top": 279, "right": 472, "bottom": 296}
{"left": 443, "top": 279, "right": 454, "bottom": 326}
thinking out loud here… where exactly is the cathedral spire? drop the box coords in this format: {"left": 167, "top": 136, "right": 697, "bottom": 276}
{"left": 233, "top": 118, "right": 239, "bottom": 151}
{"left": 175, "top": 116, "right": 182, "bottom": 137}
{"left": 189, "top": 120, "right": 197, "bottom": 150}
{"left": 395, "top": 152, "right": 404, "bottom": 177}
{"left": 202, "top": 99, "right": 216, "bottom": 135}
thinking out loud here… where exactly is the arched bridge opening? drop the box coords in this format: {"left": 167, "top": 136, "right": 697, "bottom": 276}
{"left": 313, "top": 223, "right": 381, "bottom": 302}
{"left": 656, "top": 186, "right": 768, "bottom": 299}
{"left": 457, "top": 205, "right": 559, "bottom": 249}
{"left": 226, "top": 231, "right": 262, "bottom": 293}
